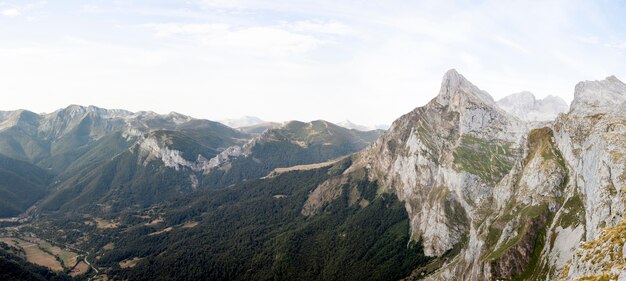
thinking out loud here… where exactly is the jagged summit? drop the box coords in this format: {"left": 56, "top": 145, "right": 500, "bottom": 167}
{"left": 51, "top": 104, "right": 133, "bottom": 119}
{"left": 497, "top": 91, "right": 568, "bottom": 122}
{"left": 570, "top": 74, "right": 626, "bottom": 115}
{"left": 436, "top": 69, "right": 496, "bottom": 108}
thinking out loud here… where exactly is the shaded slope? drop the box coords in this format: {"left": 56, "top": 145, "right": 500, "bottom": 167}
{"left": 0, "top": 154, "right": 52, "bottom": 217}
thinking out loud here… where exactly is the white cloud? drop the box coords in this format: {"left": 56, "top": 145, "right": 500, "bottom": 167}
{"left": 1, "top": 1, "right": 625, "bottom": 126}
{"left": 198, "top": 0, "right": 243, "bottom": 9}
{"left": 1, "top": 8, "right": 21, "bottom": 17}
{"left": 142, "top": 23, "right": 325, "bottom": 56}
{"left": 285, "top": 20, "right": 353, "bottom": 35}
{"left": 494, "top": 36, "right": 531, "bottom": 54}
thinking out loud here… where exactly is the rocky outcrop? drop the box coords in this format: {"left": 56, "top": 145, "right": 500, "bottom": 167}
{"left": 345, "top": 69, "right": 526, "bottom": 259}
{"left": 561, "top": 218, "right": 626, "bottom": 280}
{"left": 311, "top": 70, "right": 626, "bottom": 280}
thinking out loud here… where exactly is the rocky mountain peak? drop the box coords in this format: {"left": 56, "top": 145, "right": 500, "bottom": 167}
{"left": 570, "top": 75, "right": 626, "bottom": 116}
{"left": 435, "top": 69, "right": 496, "bottom": 109}
{"left": 497, "top": 91, "right": 568, "bottom": 122}
{"left": 0, "top": 110, "right": 41, "bottom": 131}
{"left": 426, "top": 69, "right": 521, "bottom": 137}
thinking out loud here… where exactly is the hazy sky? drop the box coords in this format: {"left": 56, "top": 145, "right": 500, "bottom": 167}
{"left": 1, "top": 1, "right": 625, "bottom": 126}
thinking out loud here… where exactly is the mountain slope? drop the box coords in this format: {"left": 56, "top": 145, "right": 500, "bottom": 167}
{"left": 0, "top": 154, "right": 52, "bottom": 217}
{"left": 0, "top": 105, "right": 249, "bottom": 174}
{"left": 312, "top": 70, "right": 625, "bottom": 280}
{"left": 40, "top": 129, "right": 220, "bottom": 212}
{"left": 202, "top": 120, "right": 383, "bottom": 187}
{"left": 77, "top": 159, "right": 433, "bottom": 281}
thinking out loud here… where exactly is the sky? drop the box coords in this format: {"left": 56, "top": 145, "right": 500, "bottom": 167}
{"left": 1, "top": 0, "right": 625, "bottom": 126}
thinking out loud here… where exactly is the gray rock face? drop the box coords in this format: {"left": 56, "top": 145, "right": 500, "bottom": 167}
{"left": 328, "top": 70, "right": 626, "bottom": 280}
{"left": 497, "top": 91, "right": 568, "bottom": 122}
{"left": 0, "top": 105, "right": 247, "bottom": 170}
{"left": 347, "top": 69, "right": 525, "bottom": 259}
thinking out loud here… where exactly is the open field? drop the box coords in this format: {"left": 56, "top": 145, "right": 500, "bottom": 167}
{"left": 182, "top": 221, "right": 199, "bottom": 228}
{"left": 70, "top": 261, "right": 90, "bottom": 277}
{"left": 148, "top": 227, "right": 173, "bottom": 236}
{"left": 1, "top": 236, "right": 79, "bottom": 271}
{"left": 32, "top": 238, "right": 79, "bottom": 268}
{"left": 272, "top": 156, "right": 347, "bottom": 174}
{"left": 144, "top": 218, "right": 164, "bottom": 226}
{"left": 103, "top": 242, "right": 115, "bottom": 250}
{"left": 94, "top": 218, "right": 120, "bottom": 229}
{"left": 0, "top": 237, "right": 63, "bottom": 271}
{"left": 119, "top": 257, "right": 141, "bottom": 268}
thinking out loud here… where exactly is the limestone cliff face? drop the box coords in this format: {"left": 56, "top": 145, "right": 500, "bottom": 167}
{"left": 553, "top": 76, "right": 626, "bottom": 281}
{"left": 347, "top": 69, "right": 526, "bottom": 260}
{"left": 312, "top": 70, "right": 625, "bottom": 280}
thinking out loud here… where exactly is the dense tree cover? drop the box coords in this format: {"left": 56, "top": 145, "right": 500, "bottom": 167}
{"left": 0, "top": 243, "right": 72, "bottom": 281}
{"left": 0, "top": 154, "right": 52, "bottom": 217}
{"left": 40, "top": 147, "right": 198, "bottom": 213}
{"left": 93, "top": 162, "right": 430, "bottom": 281}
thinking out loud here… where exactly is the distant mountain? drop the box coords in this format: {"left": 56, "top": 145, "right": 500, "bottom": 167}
{"left": 337, "top": 120, "right": 371, "bottom": 131}
{"left": 0, "top": 105, "right": 249, "bottom": 212}
{"left": 497, "top": 91, "right": 568, "bottom": 121}
{"left": 0, "top": 105, "right": 247, "bottom": 173}
{"left": 39, "top": 129, "right": 221, "bottom": 212}
{"left": 202, "top": 120, "right": 384, "bottom": 187}
{"left": 0, "top": 105, "right": 382, "bottom": 213}
{"left": 218, "top": 116, "right": 266, "bottom": 128}
{"left": 337, "top": 120, "right": 389, "bottom": 131}
{"left": 237, "top": 122, "right": 282, "bottom": 134}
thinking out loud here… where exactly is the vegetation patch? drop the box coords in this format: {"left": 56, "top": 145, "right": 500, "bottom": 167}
{"left": 1, "top": 237, "right": 64, "bottom": 272}
{"left": 95, "top": 218, "right": 120, "bottom": 229}
{"left": 453, "top": 135, "right": 515, "bottom": 185}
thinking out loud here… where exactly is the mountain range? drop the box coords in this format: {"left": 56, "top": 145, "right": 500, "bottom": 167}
{"left": 0, "top": 69, "right": 624, "bottom": 281}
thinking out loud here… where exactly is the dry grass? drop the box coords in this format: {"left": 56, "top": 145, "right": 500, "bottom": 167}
{"left": 95, "top": 218, "right": 120, "bottom": 229}
{"left": 148, "top": 227, "right": 173, "bottom": 236}
{"left": 11, "top": 238, "right": 63, "bottom": 272}
{"left": 1, "top": 237, "right": 78, "bottom": 271}
{"left": 103, "top": 242, "right": 115, "bottom": 250}
{"left": 182, "top": 221, "right": 199, "bottom": 228}
{"left": 0, "top": 237, "right": 19, "bottom": 247}
{"left": 273, "top": 156, "right": 346, "bottom": 173}
{"left": 32, "top": 238, "right": 78, "bottom": 268}
{"left": 144, "top": 218, "right": 164, "bottom": 226}
{"left": 70, "top": 261, "right": 90, "bottom": 277}
{"left": 119, "top": 257, "right": 142, "bottom": 268}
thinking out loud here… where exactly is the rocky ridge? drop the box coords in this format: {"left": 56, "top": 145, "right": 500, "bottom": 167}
{"left": 305, "top": 69, "right": 625, "bottom": 280}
